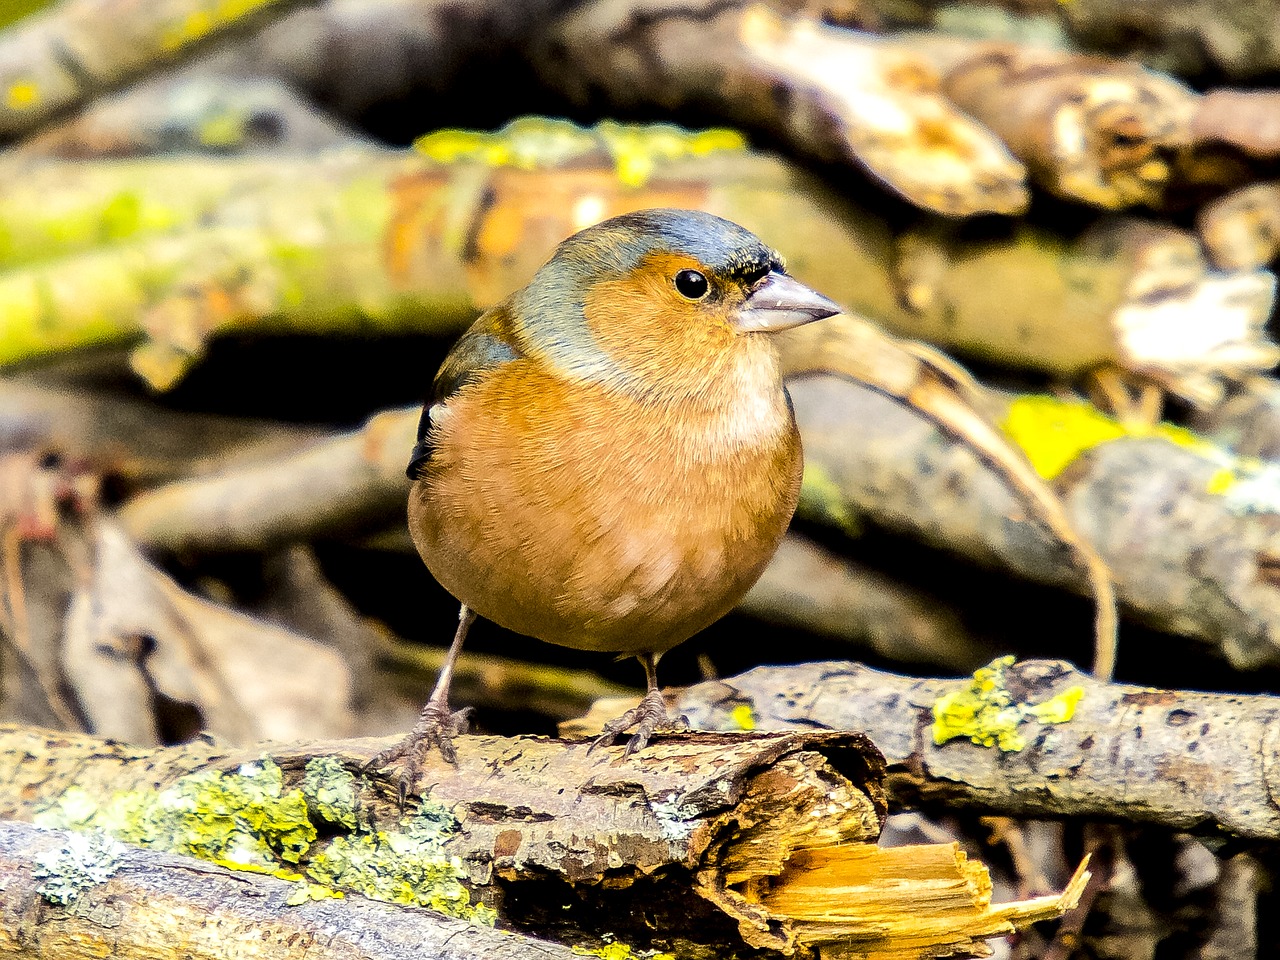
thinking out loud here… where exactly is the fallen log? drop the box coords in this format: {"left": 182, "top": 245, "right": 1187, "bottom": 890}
{"left": 0, "top": 820, "right": 577, "bottom": 960}
{"left": 0, "top": 723, "right": 1087, "bottom": 958}
{"left": 566, "top": 657, "right": 1280, "bottom": 841}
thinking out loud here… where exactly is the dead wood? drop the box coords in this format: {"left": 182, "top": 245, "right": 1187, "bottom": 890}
{"left": 0, "top": 375, "right": 321, "bottom": 487}
{"left": 1055, "top": 0, "right": 1280, "bottom": 80}
{"left": 1186, "top": 377, "right": 1280, "bottom": 463}
{"left": 789, "top": 373, "right": 1280, "bottom": 669}
{"left": 780, "top": 313, "right": 1119, "bottom": 678}
{"left": 1198, "top": 181, "right": 1280, "bottom": 272}
{"left": 0, "top": 146, "right": 1271, "bottom": 403}
{"left": 529, "top": 1, "right": 1028, "bottom": 216}
{"left": 0, "top": 0, "right": 317, "bottom": 142}
{"left": 880, "top": 215, "right": 1278, "bottom": 406}
{"left": 738, "top": 533, "right": 994, "bottom": 669}
{"left": 0, "top": 820, "right": 577, "bottom": 960}
{"left": 0, "top": 454, "right": 352, "bottom": 743}
{"left": 118, "top": 406, "right": 415, "bottom": 552}
{"left": 0, "top": 723, "right": 1092, "bottom": 958}
{"left": 566, "top": 657, "right": 1280, "bottom": 841}
{"left": 15, "top": 71, "right": 370, "bottom": 159}
{"left": 913, "top": 36, "right": 1197, "bottom": 209}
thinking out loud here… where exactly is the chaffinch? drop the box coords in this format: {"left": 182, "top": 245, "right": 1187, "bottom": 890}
{"left": 372, "top": 208, "right": 840, "bottom": 787}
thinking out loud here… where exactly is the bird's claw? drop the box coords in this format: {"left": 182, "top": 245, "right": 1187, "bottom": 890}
{"left": 590, "top": 688, "right": 688, "bottom": 756}
{"left": 363, "top": 701, "right": 474, "bottom": 804}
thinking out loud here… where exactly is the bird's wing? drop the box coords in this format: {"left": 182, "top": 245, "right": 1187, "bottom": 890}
{"left": 407, "top": 305, "right": 524, "bottom": 479}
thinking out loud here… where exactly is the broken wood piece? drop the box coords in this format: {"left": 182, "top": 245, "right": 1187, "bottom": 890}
{"left": 883, "top": 215, "right": 1278, "bottom": 406}
{"left": 0, "top": 819, "right": 576, "bottom": 960}
{"left": 0, "top": 0, "right": 313, "bottom": 141}
{"left": 788, "top": 373, "right": 1280, "bottom": 669}
{"left": 566, "top": 656, "right": 1280, "bottom": 842}
{"left": 1197, "top": 181, "right": 1280, "bottom": 271}
{"left": 913, "top": 35, "right": 1197, "bottom": 209}
{"left": 63, "top": 520, "right": 354, "bottom": 744}
{"left": 0, "top": 723, "right": 1086, "bottom": 958}
{"left": 117, "top": 406, "right": 417, "bottom": 553}
{"left": 533, "top": 2, "right": 1028, "bottom": 215}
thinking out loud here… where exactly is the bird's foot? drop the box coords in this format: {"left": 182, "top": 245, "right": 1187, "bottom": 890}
{"left": 590, "top": 687, "right": 688, "bottom": 756}
{"left": 364, "top": 700, "right": 474, "bottom": 803}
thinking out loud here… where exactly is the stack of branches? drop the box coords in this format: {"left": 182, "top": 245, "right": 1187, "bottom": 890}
{"left": 5, "top": 0, "right": 1280, "bottom": 957}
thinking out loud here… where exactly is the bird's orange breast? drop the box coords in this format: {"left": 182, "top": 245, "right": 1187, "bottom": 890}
{"left": 408, "top": 348, "right": 802, "bottom": 654}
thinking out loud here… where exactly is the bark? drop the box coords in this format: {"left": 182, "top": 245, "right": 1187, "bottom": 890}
{"left": 915, "top": 35, "right": 1198, "bottom": 209}
{"left": 0, "top": 0, "right": 317, "bottom": 141}
{"left": 0, "top": 724, "right": 1089, "bottom": 957}
{"left": 566, "top": 657, "right": 1280, "bottom": 841}
{"left": 0, "top": 146, "right": 1270, "bottom": 403}
{"left": 0, "top": 820, "right": 577, "bottom": 960}
{"left": 117, "top": 405, "right": 414, "bottom": 551}
{"left": 879, "top": 215, "right": 1277, "bottom": 406}
{"left": 1198, "top": 181, "right": 1280, "bottom": 271}
{"left": 529, "top": 1, "right": 1029, "bottom": 216}
{"left": 738, "top": 533, "right": 994, "bottom": 669}
{"left": 1186, "top": 377, "right": 1280, "bottom": 463}
{"left": 789, "top": 373, "right": 1280, "bottom": 669}
{"left": 0, "top": 374, "right": 321, "bottom": 487}
{"left": 1056, "top": 0, "right": 1280, "bottom": 80}
{"left": 780, "top": 313, "right": 1118, "bottom": 678}
{"left": 15, "top": 71, "right": 370, "bottom": 159}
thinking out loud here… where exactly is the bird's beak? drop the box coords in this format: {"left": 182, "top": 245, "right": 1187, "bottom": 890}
{"left": 733, "top": 272, "right": 842, "bottom": 332}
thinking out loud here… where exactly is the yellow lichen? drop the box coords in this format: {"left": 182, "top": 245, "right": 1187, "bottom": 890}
{"left": 32, "top": 757, "right": 491, "bottom": 922}
{"left": 6, "top": 80, "right": 39, "bottom": 111}
{"left": 413, "top": 117, "right": 745, "bottom": 187}
{"left": 572, "top": 942, "right": 676, "bottom": 960}
{"left": 1000, "top": 393, "right": 1253, "bottom": 501}
{"left": 932, "top": 656, "right": 1083, "bottom": 751}
{"left": 730, "top": 703, "right": 757, "bottom": 732}
{"left": 161, "top": 0, "right": 277, "bottom": 51}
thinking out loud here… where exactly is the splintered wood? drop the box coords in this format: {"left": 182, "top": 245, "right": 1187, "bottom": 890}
{"left": 759, "top": 844, "right": 1089, "bottom": 960}
{"left": 0, "top": 725, "right": 1084, "bottom": 959}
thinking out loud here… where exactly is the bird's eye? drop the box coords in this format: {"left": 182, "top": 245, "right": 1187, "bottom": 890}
{"left": 674, "top": 269, "right": 709, "bottom": 300}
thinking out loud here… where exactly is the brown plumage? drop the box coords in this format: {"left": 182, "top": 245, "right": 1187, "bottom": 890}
{"left": 371, "top": 209, "right": 840, "bottom": 791}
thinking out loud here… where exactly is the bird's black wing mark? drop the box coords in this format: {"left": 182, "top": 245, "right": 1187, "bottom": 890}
{"left": 407, "top": 313, "right": 523, "bottom": 479}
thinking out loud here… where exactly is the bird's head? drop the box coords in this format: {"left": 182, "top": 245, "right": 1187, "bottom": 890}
{"left": 509, "top": 209, "right": 841, "bottom": 395}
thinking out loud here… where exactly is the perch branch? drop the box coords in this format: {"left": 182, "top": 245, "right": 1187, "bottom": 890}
{"left": 567, "top": 657, "right": 1280, "bottom": 841}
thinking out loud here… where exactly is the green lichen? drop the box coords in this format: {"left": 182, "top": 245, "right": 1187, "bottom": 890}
{"left": 33, "top": 830, "right": 129, "bottom": 905}
{"left": 301, "top": 756, "right": 358, "bottom": 829}
{"left": 308, "top": 798, "right": 490, "bottom": 922}
{"left": 798, "top": 462, "right": 862, "bottom": 537}
{"left": 34, "top": 763, "right": 492, "bottom": 923}
{"left": 413, "top": 117, "right": 746, "bottom": 187}
{"left": 36, "top": 758, "right": 315, "bottom": 868}
{"left": 932, "top": 656, "right": 1084, "bottom": 751}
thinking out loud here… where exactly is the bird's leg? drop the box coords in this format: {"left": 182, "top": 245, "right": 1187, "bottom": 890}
{"left": 591, "top": 651, "right": 689, "bottom": 756}
{"left": 365, "top": 605, "right": 477, "bottom": 799}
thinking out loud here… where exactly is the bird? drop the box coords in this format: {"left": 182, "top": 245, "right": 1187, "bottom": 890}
{"left": 369, "top": 208, "right": 841, "bottom": 789}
